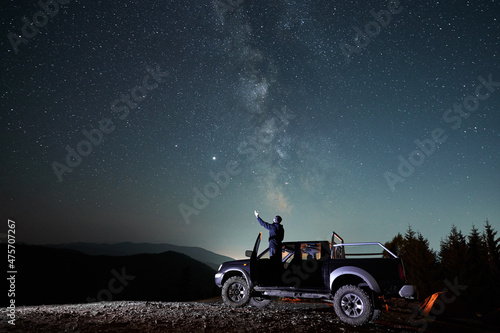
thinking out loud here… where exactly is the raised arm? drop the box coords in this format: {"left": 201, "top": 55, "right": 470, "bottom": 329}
{"left": 257, "top": 217, "right": 273, "bottom": 230}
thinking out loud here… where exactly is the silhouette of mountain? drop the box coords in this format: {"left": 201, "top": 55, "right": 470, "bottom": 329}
{"left": 43, "top": 242, "right": 234, "bottom": 270}
{"left": 2, "top": 244, "right": 219, "bottom": 307}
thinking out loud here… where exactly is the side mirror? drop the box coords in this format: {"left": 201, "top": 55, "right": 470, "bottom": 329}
{"left": 245, "top": 250, "right": 253, "bottom": 257}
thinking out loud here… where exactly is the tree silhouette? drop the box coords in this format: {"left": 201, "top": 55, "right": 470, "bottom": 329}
{"left": 384, "top": 232, "right": 404, "bottom": 256}
{"left": 479, "top": 219, "right": 500, "bottom": 312}
{"left": 439, "top": 224, "right": 469, "bottom": 283}
{"left": 385, "top": 221, "right": 500, "bottom": 314}
{"left": 483, "top": 219, "right": 500, "bottom": 276}
{"left": 466, "top": 225, "right": 487, "bottom": 281}
{"left": 385, "top": 226, "right": 439, "bottom": 299}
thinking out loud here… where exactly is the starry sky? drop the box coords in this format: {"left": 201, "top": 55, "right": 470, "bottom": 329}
{"left": 1, "top": 0, "right": 499, "bottom": 259}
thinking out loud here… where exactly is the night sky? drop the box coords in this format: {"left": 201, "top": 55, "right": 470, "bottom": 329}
{"left": 2, "top": 0, "right": 499, "bottom": 259}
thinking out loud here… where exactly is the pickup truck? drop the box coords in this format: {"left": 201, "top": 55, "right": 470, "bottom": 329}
{"left": 215, "top": 232, "right": 415, "bottom": 326}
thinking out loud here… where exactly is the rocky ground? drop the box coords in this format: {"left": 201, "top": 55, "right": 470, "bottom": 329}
{"left": 1, "top": 298, "right": 498, "bottom": 333}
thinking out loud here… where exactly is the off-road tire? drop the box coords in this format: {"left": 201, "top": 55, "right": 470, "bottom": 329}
{"left": 333, "top": 285, "right": 374, "bottom": 326}
{"left": 221, "top": 276, "right": 250, "bottom": 307}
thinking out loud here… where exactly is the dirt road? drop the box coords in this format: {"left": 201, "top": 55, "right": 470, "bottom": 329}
{"left": 0, "top": 298, "right": 496, "bottom": 332}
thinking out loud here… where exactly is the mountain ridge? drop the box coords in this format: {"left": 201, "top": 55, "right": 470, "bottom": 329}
{"left": 43, "top": 241, "right": 235, "bottom": 270}
{"left": 1, "top": 243, "right": 220, "bottom": 307}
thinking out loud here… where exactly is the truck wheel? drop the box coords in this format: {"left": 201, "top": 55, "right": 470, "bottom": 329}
{"left": 222, "top": 276, "right": 250, "bottom": 307}
{"left": 249, "top": 296, "right": 271, "bottom": 308}
{"left": 333, "top": 285, "right": 374, "bottom": 326}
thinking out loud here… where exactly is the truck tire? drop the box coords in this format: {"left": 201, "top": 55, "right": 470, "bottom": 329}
{"left": 333, "top": 285, "right": 374, "bottom": 326}
{"left": 221, "top": 276, "right": 250, "bottom": 307}
{"left": 249, "top": 296, "right": 271, "bottom": 308}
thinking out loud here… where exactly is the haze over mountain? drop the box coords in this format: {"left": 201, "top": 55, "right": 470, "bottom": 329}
{"left": 44, "top": 242, "right": 235, "bottom": 270}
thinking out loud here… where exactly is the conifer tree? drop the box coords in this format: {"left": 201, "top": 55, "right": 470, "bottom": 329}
{"left": 439, "top": 225, "right": 468, "bottom": 281}
{"left": 386, "top": 222, "right": 500, "bottom": 313}
{"left": 480, "top": 219, "right": 500, "bottom": 313}
{"left": 459, "top": 223, "right": 498, "bottom": 313}
{"left": 483, "top": 219, "right": 500, "bottom": 275}
{"left": 466, "top": 225, "right": 487, "bottom": 279}
{"left": 384, "top": 232, "right": 404, "bottom": 256}
{"left": 385, "top": 226, "right": 439, "bottom": 299}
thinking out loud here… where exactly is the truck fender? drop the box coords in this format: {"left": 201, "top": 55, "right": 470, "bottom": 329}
{"left": 224, "top": 268, "right": 253, "bottom": 288}
{"left": 330, "top": 266, "right": 381, "bottom": 294}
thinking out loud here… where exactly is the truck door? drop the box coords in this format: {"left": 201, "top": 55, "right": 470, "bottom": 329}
{"left": 249, "top": 232, "right": 261, "bottom": 282}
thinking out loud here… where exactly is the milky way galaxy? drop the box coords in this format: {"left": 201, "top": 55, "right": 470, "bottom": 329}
{"left": 2, "top": 0, "right": 499, "bottom": 258}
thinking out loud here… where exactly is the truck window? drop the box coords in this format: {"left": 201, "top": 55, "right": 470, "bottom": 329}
{"left": 282, "top": 244, "right": 295, "bottom": 268}
{"left": 300, "top": 243, "right": 322, "bottom": 260}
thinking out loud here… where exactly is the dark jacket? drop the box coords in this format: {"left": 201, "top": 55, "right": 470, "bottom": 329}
{"left": 257, "top": 216, "right": 284, "bottom": 258}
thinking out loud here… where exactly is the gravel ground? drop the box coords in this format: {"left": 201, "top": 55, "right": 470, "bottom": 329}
{"left": 1, "top": 298, "right": 496, "bottom": 333}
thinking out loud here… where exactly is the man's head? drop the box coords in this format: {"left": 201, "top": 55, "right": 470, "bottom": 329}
{"left": 273, "top": 216, "right": 282, "bottom": 224}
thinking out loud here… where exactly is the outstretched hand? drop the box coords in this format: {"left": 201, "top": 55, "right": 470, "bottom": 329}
{"left": 254, "top": 210, "right": 259, "bottom": 218}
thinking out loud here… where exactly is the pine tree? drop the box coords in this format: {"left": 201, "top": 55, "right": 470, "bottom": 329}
{"left": 384, "top": 232, "right": 404, "bottom": 256}
{"left": 483, "top": 219, "right": 500, "bottom": 275}
{"left": 386, "top": 222, "right": 500, "bottom": 313}
{"left": 480, "top": 219, "right": 500, "bottom": 313}
{"left": 466, "top": 225, "right": 487, "bottom": 278}
{"left": 439, "top": 225, "right": 468, "bottom": 281}
{"left": 386, "top": 226, "right": 439, "bottom": 299}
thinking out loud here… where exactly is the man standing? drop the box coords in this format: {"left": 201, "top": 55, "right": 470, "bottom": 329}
{"left": 254, "top": 210, "right": 284, "bottom": 264}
